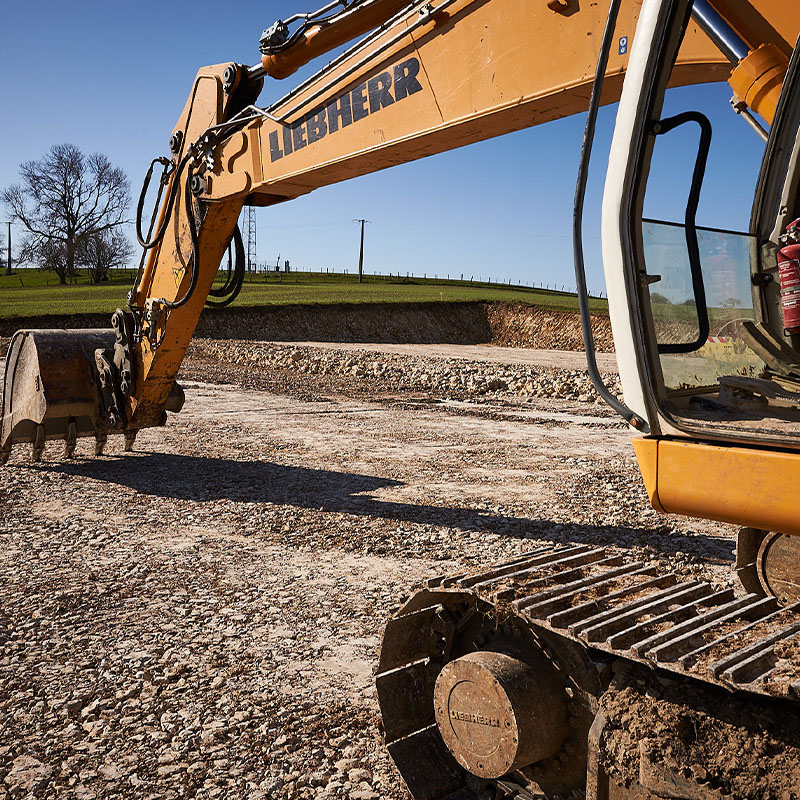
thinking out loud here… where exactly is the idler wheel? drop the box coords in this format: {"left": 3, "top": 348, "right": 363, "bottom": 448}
{"left": 758, "top": 531, "right": 800, "bottom": 605}
{"left": 433, "top": 650, "right": 568, "bottom": 779}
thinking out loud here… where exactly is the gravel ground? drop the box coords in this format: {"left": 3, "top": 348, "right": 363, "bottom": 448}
{"left": 255, "top": 342, "right": 619, "bottom": 373}
{"left": 0, "top": 340, "right": 738, "bottom": 800}
{"left": 182, "top": 339, "right": 622, "bottom": 405}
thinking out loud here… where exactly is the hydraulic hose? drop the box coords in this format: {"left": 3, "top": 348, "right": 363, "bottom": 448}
{"left": 572, "top": 0, "right": 648, "bottom": 431}
{"left": 206, "top": 224, "right": 246, "bottom": 308}
{"left": 135, "top": 149, "right": 202, "bottom": 249}
{"left": 160, "top": 164, "right": 201, "bottom": 310}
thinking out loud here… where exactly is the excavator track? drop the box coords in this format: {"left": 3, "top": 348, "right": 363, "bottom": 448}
{"left": 376, "top": 544, "right": 800, "bottom": 800}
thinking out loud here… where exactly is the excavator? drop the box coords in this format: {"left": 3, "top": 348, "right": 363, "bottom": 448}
{"left": 2, "top": 0, "right": 800, "bottom": 796}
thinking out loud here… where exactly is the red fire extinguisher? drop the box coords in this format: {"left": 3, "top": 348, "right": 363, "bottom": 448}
{"left": 777, "top": 219, "right": 800, "bottom": 334}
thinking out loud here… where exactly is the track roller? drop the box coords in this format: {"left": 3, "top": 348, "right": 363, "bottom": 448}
{"left": 737, "top": 527, "right": 800, "bottom": 605}
{"left": 433, "top": 648, "right": 567, "bottom": 779}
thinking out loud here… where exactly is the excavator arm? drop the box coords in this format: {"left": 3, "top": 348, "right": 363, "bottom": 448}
{"left": 126, "top": 0, "right": 741, "bottom": 434}
{"left": 2, "top": 0, "right": 783, "bottom": 461}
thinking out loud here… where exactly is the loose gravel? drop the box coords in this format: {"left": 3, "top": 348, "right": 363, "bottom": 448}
{"left": 184, "top": 339, "right": 622, "bottom": 405}
{"left": 1, "top": 340, "right": 738, "bottom": 800}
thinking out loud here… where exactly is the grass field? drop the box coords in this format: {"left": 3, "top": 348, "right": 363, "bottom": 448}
{"left": 0, "top": 268, "right": 609, "bottom": 319}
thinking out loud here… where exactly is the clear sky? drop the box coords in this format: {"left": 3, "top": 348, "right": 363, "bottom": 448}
{"left": 0, "top": 1, "right": 767, "bottom": 295}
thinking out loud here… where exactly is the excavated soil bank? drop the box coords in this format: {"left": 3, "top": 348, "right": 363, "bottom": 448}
{"left": 0, "top": 301, "right": 613, "bottom": 353}
{"left": 486, "top": 303, "right": 614, "bottom": 351}
{"left": 599, "top": 663, "right": 800, "bottom": 799}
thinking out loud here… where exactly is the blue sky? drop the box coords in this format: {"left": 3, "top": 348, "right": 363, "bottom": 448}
{"left": 0, "top": 1, "right": 766, "bottom": 294}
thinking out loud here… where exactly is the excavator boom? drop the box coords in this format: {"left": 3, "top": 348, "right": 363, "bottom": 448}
{"left": 1, "top": 0, "right": 759, "bottom": 458}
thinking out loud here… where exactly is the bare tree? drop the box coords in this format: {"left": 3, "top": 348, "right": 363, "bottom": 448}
{"left": 24, "top": 238, "right": 70, "bottom": 281}
{"left": 2, "top": 144, "right": 130, "bottom": 284}
{"left": 79, "top": 229, "right": 134, "bottom": 284}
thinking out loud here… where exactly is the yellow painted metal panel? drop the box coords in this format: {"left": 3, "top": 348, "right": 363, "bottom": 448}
{"left": 210, "top": 0, "right": 734, "bottom": 203}
{"left": 632, "top": 437, "right": 664, "bottom": 512}
{"left": 640, "top": 438, "right": 800, "bottom": 536}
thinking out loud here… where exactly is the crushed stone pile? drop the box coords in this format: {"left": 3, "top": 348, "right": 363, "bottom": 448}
{"left": 187, "top": 340, "right": 622, "bottom": 405}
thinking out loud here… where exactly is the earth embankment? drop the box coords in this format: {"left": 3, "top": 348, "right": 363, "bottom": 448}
{"left": 0, "top": 301, "right": 613, "bottom": 353}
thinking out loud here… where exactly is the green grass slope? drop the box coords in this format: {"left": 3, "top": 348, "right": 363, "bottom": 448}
{"left": 0, "top": 268, "right": 608, "bottom": 319}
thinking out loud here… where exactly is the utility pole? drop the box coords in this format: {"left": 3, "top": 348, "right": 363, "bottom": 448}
{"left": 5, "top": 222, "right": 10, "bottom": 276}
{"left": 353, "top": 218, "right": 371, "bottom": 283}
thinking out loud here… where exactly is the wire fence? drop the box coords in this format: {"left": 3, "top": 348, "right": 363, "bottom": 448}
{"left": 233, "top": 262, "right": 607, "bottom": 299}
{"left": 2, "top": 265, "right": 607, "bottom": 299}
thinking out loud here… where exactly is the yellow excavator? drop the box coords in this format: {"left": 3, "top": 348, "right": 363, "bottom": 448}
{"left": 3, "top": 0, "right": 800, "bottom": 796}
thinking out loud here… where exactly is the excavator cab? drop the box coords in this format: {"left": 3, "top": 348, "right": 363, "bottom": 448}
{"left": 378, "top": 7, "right": 800, "bottom": 800}
{"left": 598, "top": 0, "right": 800, "bottom": 601}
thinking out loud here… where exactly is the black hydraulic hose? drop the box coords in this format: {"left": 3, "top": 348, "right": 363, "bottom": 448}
{"left": 572, "top": 0, "right": 648, "bottom": 432}
{"left": 208, "top": 225, "right": 242, "bottom": 298}
{"left": 206, "top": 224, "right": 246, "bottom": 307}
{"left": 135, "top": 125, "right": 249, "bottom": 314}
{"left": 161, "top": 164, "right": 201, "bottom": 310}
{"left": 135, "top": 154, "right": 191, "bottom": 250}
{"left": 209, "top": 241, "right": 236, "bottom": 297}
{"left": 136, "top": 157, "right": 173, "bottom": 249}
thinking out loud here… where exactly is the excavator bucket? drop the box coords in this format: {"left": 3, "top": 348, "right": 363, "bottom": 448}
{"left": 0, "top": 328, "right": 116, "bottom": 463}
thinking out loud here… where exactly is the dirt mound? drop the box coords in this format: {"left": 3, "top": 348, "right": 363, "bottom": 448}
{"left": 600, "top": 663, "right": 800, "bottom": 799}
{"left": 0, "top": 301, "right": 613, "bottom": 354}
{"left": 186, "top": 340, "right": 621, "bottom": 404}
{"left": 487, "top": 303, "right": 613, "bottom": 351}
{"left": 196, "top": 302, "right": 493, "bottom": 344}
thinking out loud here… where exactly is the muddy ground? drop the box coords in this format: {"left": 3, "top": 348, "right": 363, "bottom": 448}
{"left": 0, "top": 339, "right": 741, "bottom": 800}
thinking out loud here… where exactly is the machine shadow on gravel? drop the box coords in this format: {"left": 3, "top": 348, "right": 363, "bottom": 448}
{"left": 34, "top": 453, "right": 733, "bottom": 563}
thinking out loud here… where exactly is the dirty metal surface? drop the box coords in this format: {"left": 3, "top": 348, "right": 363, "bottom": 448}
{"left": 377, "top": 545, "right": 800, "bottom": 798}
{"left": 0, "top": 328, "right": 115, "bottom": 461}
{"left": 758, "top": 531, "right": 800, "bottom": 606}
{"left": 433, "top": 649, "right": 567, "bottom": 779}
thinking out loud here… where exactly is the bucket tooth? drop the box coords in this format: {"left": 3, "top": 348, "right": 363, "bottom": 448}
{"left": 123, "top": 430, "right": 137, "bottom": 452}
{"left": 0, "top": 442, "right": 10, "bottom": 465}
{"left": 95, "top": 433, "right": 107, "bottom": 456}
{"left": 64, "top": 420, "right": 77, "bottom": 459}
{"left": 31, "top": 424, "right": 45, "bottom": 462}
